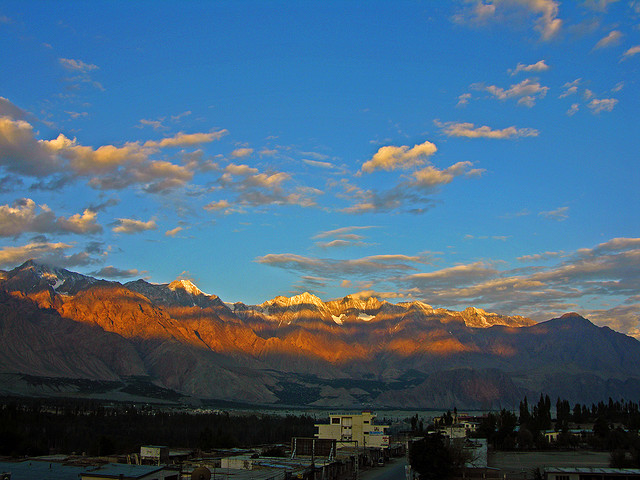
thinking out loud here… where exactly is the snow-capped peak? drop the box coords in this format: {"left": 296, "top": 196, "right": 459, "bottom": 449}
{"left": 168, "top": 279, "right": 203, "bottom": 296}
{"left": 289, "top": 292, "right": 324, "bottom": 307}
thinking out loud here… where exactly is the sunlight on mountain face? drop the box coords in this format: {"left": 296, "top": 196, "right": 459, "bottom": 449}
{"left": 2, "top": 261, "right": 640, "bottom": 407}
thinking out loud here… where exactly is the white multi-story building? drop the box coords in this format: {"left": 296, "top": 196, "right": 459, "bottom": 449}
{"left": 315, "top": 412, "right": 390, "bottom": 449}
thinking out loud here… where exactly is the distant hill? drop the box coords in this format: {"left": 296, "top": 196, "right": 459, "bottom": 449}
{"left": 1, "top": 260, "right": 639, "bottom": 408}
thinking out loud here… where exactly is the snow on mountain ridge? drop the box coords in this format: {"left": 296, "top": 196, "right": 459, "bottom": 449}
{"left": 168, "top": 279, "right": 204, "bottom": 296}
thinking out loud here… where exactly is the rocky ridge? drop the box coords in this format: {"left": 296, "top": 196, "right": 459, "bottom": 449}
{"left": 1, "top": 260, "right": 639, "bottom": 408}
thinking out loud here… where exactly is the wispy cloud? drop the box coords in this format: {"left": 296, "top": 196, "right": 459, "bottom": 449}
{"left": 539, "top": 206, "right": 569, "bottom": 221}
{"left": 256, "top": 252, "right": 432, "bottom": 278}
{"left": 59, "top": 58, "right": 98, "bottom": 72}
{"left": 231, "top": 147, "right": 254, "bottom": 158}
{"left": 312, "top": 226, "right": 376, "bottom": 249}
{"left": 588, "top": 97, "right": 618, "bottom": 113}
{"left": 165, "top": 226, "right": 183, "bottom": 237}
{"left": 593, "top": 30, "right": 623, "bottom": 50}
{"left": 621, "top": 45, "right": 640, "bottom": 61}
{"left": 437, "top": 121, "right": 539, "bottom": 139}
{"left": 509, "top": 60, "right": 550, "bottom": 76}
{"left": 473, "top": 78, "right": 549, "bottom": 107}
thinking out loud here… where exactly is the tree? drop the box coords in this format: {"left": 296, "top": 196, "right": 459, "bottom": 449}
{"left": 409, "top": 434, "right": 454, "bottom": 480}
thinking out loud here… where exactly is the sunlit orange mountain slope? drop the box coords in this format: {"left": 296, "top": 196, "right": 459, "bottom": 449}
{"left": 2, "top": 260, "right": 640, "bottom": 408}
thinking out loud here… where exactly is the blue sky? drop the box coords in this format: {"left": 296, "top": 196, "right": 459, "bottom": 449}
{"left": 1, "top": 1, "right": 639, "bottom": 335}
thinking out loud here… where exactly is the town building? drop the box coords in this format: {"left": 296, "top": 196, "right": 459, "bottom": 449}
{"left": 314, "top": 412, "right": 390, "bottom": 449}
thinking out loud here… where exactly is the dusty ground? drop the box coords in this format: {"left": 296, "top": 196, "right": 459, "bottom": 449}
{"left": 489, "top": 450, "right": 610, "bottom": 479}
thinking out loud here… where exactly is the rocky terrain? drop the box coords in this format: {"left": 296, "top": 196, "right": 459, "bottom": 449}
{"left": 1, "top": 260, "right": 639, "bottom": 409}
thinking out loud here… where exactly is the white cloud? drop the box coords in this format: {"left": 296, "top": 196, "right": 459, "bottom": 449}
{"left": 510, "top": 60, "right": 550, "bottom": 75}
{"left": 539, "top": 206, "right": 569, "bottom": 221}
{"left": 361, "top": 140, "right": 437, "bottom": 173}
{"left": 204, "top": 199, "right": 231, "bottom": 211}
{"left": 59, "top": 58, "right": 98, "bottom": 72}
{"left": 231, "top": 147, "right": 254, "bottom": 158}
{"left": 144, "top": 130, "right": 228, "bottom": 148}
{"left": 437, "top": 121, "right": 539, "bottom": 139}
{"left": 457, "top": 93, "right": 472, "bottom": 106}
{"left": 567, "top": 103, "right": 580, "bottom": 116}
{"left": 165, "top": 227, "right": 183, "bottom": 237}
{"left": 0, "top": 198, "right": 102, "bottom": 236}
{"left": 593, "top": 30, "right": 623, "bottom": 49}
{"left": 475, "top": 78, "right": 549, "bottom": 107}
{"left": 112, "top": 218, "right": 157, "bottom": 234}
{"left": 621, "top": 45, "right": 640, "bottom": 60}
{"left": 588, "top": 97, "right": 618, "bottom": 113}
{"left": 0, "top": 242, "right": 95, "bottom": 269}
{"left": 453, "top": 0, "right": 562, "bottom": 41}
{"left": 0, "top": 97, "right": 28, "bottom": 120}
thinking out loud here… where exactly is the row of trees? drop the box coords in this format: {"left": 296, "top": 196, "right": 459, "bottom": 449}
{"left": 0, "top": 397, "right": 316, "bottom": 457}
{"left": 475, "top": 394, "right": 640, "bottom": 454}
{"left": 409, "top": 395, "right": 640, "bottom": 479}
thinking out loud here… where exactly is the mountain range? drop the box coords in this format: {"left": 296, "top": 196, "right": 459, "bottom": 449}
{"left": 2, "top": 260, "right": 640, "bottom": 409}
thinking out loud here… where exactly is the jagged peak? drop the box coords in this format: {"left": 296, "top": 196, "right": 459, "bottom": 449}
{"left": 465, "top": 306, "right": 488, "bottom": 315}
{"left": 263, "top": 292, "right": 325, "bottom": 308}
{"left": 168, "top": 279, "right": 204, "bottom": 296}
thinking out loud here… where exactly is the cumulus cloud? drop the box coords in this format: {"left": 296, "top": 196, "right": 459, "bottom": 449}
{"left": 0, "top": 97, "right": 28, "bottom": 120}
{"left": 593, "top": 30, "right": 623, "bottom": 49}
{"left": 0, "top": 104, "right": 223, "bottom": 192}
{"left": 112, "top": 218, "right": 157, "bottom": 234}
{"left": 437, "top": 121, "right": 539, "bottom": 139}
{"left": 0, "top": 198, "right": 102, "bottom": 237}
{"left": 453, "top": 0, "right": 562, "bottom": 41}
{"left": 474, "top": 78, "right": 549, "bottom": 107}
{"left": 361, "top": 140, "right": 437, "bottom": 173}
{"left": 509, "top": 60, "right": 550, "bottom": 75}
